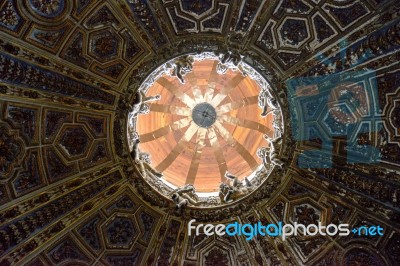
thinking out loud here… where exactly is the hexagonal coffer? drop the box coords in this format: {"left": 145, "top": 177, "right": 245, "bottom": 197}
{"left": 88, "top": 29, "right": 121, "bottom": 63}
{"left": 56, "top": 125, "right": 93, "bottom": 160}
{"left": 104, "top": 215, "right": 139, "bottom": 249}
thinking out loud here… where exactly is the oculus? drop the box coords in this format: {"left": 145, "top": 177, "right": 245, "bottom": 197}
{"left": 192, "top": 103, "right": 217, "bottom": 128}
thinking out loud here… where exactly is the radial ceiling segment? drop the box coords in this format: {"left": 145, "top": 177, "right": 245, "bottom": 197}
{"left": 136, "top": 59, "right": 274, "bottom": 192}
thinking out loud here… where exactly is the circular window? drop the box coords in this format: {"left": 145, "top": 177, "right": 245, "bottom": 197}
{"left": 128, "top": 52, "right": 283, "bottom": 206}
{"left": 192, "top": 103, "right": 217, "bottom": 128}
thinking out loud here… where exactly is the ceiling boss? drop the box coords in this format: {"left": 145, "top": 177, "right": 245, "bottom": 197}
{"left": 127, "top": 51, "right": 284, "bottom": 208}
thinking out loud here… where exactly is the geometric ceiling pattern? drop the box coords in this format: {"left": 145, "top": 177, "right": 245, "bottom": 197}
{"left": 0, "top": 0, "right": 400, "bottom": 265}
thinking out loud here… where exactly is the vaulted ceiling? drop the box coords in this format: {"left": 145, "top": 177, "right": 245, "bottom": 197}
{"left": 0, "top": 0, "right": 400, "bottom": 265}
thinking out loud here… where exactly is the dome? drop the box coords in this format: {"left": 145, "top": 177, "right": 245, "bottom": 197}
{"left": 134, "top": 57, "right": 276, "bottom": 193}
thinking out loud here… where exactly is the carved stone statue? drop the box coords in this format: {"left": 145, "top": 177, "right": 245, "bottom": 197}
{"left": 225, "top": 171, "right": 252, "bottom": 187}
{"left": 127, "top": 123, "right": 139, "bottom": 150}
{"left": 166, "top": 55, "right": 194, "bottom": 84}
{"left": 257, "top": 136, "right": 285, "bottom": 168}
{"left": 130, "top": 90, "right": 161, "bottom": 117}
{"left": 171, "top": 184, "right": 200, "bottom": 209}
{"left": 272, "top": 115, "right": 283, "bottom": 137}
{"left": 215, "top": 49, "right": 246, "bottom": 75}
{"left": 219, "top": 171, "right": 253, "bottom": 203}
{"left": 171, "top": 193, "right": 188, "bottom": 209}
{"left": 130, "top": 139, "right": 163, "bottom": 179}
{"left": 258, "top": 88, "right": 279, "bottom": 117}
{"left": 130, "top": 138, "right": 140, "bottom": 163}
{"left": 139, "top": 152, "right": 163, "bottom": 178}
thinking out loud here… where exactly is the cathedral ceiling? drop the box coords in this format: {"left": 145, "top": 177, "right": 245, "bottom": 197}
{"left": 0, "top": 0, "right": 400, "bottom": 265}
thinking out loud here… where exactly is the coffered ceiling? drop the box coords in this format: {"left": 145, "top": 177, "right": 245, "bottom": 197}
{"left": 0, "top": 0, "right": 400, "bottom": 265}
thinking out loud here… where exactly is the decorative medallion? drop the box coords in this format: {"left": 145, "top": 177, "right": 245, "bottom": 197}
{"left": 28, "top": 0, "right": 66, "bottom": 18}
{"left": 0, "top": 0, "right": 25, "bottom": 33}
